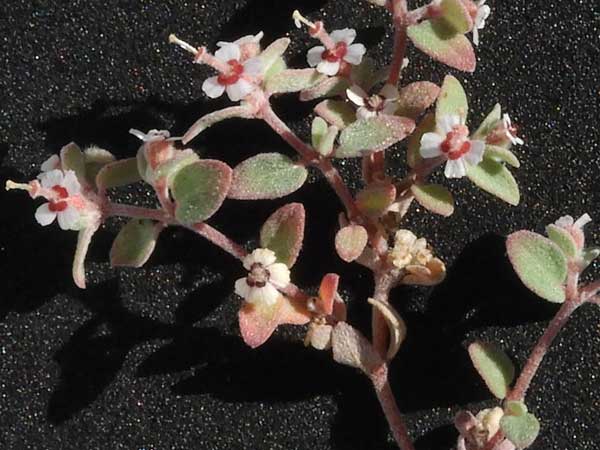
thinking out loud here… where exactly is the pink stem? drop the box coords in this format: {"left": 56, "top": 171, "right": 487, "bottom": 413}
{"left": 371, "top": 365, "right": 416, "bottom": 450}
{"left": 387, "top": 0, "right": 408, "bottom": 86}
{"left": 188, "top": 223, "right": 247, "bottom": 261}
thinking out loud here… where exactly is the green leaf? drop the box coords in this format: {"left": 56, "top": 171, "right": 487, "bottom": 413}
{"left": 440, "top": 0, "right": 473, "bottom": 34}
{"left": 258, "top": 38, "right": 290, "bottom": 74}
{"left": 170, "top": 160, "right": 232, "bottom": 224}
{"left": 311, "top": 117, "right": 328, "bottom": 149}
{"left": 335, "top": 225, "right": 368, "bottom": 262}
{"left": 505, "top": 400, "right": 528, "bottom": 417}
{"left": 96, "top": 158, "right": 141, "bottom": 191}
{"left": 265, "top": 68, "right": 326, "bottom": 94}
{"left": 60, "top": 142, "right": 86, "bottom": 183}
{"left": 501, "top": 412, "right": 540, "bottom": 449}
{"left": 468, "top": 341, "right": 515, "bottom": 399}
{"left": 263, "top": 56, "right": 287, "bottom": 81}
{"left": 466, "top": 158, "right": 520, "bottom": 206}
{"left": 314, "top": 99, "right": 356, "bottom": 129}
{"left": 336, "top": 116, "right": 415, "bottom": 158}
{"left": 485, "top": 145, "right": 520, "bottom": 168}
{"left": 260, "top": 203, "right": 305, "bottom": 267}
{"left": 407, "top": 20, "right": 475, "bottom": 72}
{"left": 582, "top": 247, "right": 600, "bottom": 268}
{"left": 83, "top": 146, "right": 116, "bottom": 185}
{"left": 473, "top": 103, "right": 502, "bottom": 140}
{"left": 436, "top": 75, "right": 468, "bottom": 124}
{"left": 349, "top": 57, "right": 380, "bottom": 91}
{"left": 110, "top": 219, "right": 161, "bottom": 268}
{"left": 356, "top": 183, "right": 396, "bottom": 217}
{"left": 407, "top": 113, "right": 436, "bottom": 168}
{"left": 396, "top": 81, "right": 440, "bottom": 119}
{"left": 182, "top": 105, "right": 254, "bottom": 144}
{"left": 506, "top": 231, "right": 568, "bottom": 303}
{"left": 411, "top": 183, "right": 454, "bottom": 217}
{"left": 229, "top": 153, "right": 308, "bottom": 200}
{"left": 546, "top": 224, "right": 578, "bottom": 258}
{"left": 300, "top": 76, "right": 350, "bottom": 101}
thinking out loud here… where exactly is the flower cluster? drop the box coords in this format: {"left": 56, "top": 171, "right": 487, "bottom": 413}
{"left": 390, "top": 230, "right": 446, "bottom": 286}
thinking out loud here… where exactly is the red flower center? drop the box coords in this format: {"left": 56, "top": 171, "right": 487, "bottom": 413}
{"left": 247, "top": 263, "right": 270, "bottom": 288}
{"left": 321, "top": 42, "right": 348, "bottom": 63}
{"left": 440, "top": 125, "right": 472, "bottom": 160}
{"left": 49, "top": 185, "right": 69, "bottom": 212}
{"left": 217, "top": 59, "right": 244, "bottom": 85}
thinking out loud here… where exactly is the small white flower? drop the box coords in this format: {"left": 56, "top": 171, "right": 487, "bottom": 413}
{"left": 235, "top": 248, "right": 291, "bottom": 306}
{"left": 472, "top": 0, "right": 491, "bottom": 46}
{"left": 420, "top": 114, "right": 486, "bottom": 179}
{"left": 306, "top": 28, "right": 366, "bottom": 76}
{"left": 346, "top": 83, "right": 399, "bottom": 119}
{"left": 40, "top": 154, "right": 61, "bottom": 172}
{"left": 129, "top": 128, "right": 172, "bottom": 142}
{"left": 34, "top": 169, "right": 83, "bottom": 230}
{"left": 502, "top": 113, "right": 524, "bottom": 145}
{"left": 555, "top": 213, "right": 592, "bottom": 231}
{"left": 202, "top": 43, "right": 263, "bottom": 102}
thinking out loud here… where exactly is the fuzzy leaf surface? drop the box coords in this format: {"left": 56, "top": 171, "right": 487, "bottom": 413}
{"left": 96, "top": 158, "right": 141, "bottom": 191}
{"left": 436, "top": 75, "right": 469, "bottom": 123}
{"left": 110, "top": 219, "right": 161, "bottom": 268}
{"left": 265, "top": 68, "right": 325, "bottom": 94}
{"left": 260, "top": 203, "right": 305, "bottom": 267}
{"left": 411, "top": 183, "right": 454, "bottom": 217}
{"left": 468, "top": 341, "right": 515, "bottom": 399}
{"left": 466, "top": 159, "right": 520, "bottom": 205}
{"left": 335, "top": 225, "right": 368, "bottom": 262}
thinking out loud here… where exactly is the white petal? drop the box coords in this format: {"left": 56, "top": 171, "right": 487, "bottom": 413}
{"left": 57, "top": 205, "right": 80, "bottom": 230}
{"left": 251, "top": 248, "right": 277, "bottom": 267}
{"left": 346, "top": 85, "right": 367, "bottom": 106}
{"left": 502, "top": 113, "right": 512, "bottom": 128}
{"left": 444, "top": 159, "right": 467, "bottom": 178}
{"left": 34, "top": 203, "right": 57, "bottom": 226}
{"left": 226, "top": 78, "right": 254, "bottom": 101}
{"left": 307, "top": 46, "right": 325, "bottom": 67}
{"left": 235, "top": 277, "right": 251, "bottom": 299}
{"left": 420, "top": 133, "right": 444, "bottom": 158}
{"left": 472, "top": 26, "right": 480, "bottom": 46}
{"left": 232, "top": 31, "right": 264, "bottom": 45}
{"left": 438, "top": 114, "right": 461, "bottom": 133}
{"left": 316, "top": 60, "right": 341, "bottom": 76}
{"left": 344, "top": 43, "right": 366, "bottom": 65}
{"left": 574, "top": 213, "right": 592, "bottom": 229}
{"left": 357, "top": 107, "right": 376, "bottom": 120}
{"left": 243, "top": 57, "right": 263, "bottom": 76}
{"left": 477, "top": 5, "right": 491, "bottom": 28}
{"left": 330, "top": 28, "right": 357, "bottom": 45}
{"left": 202, "top": 76, "right": 226, "bottom": 99}
{"left": 214, "top": 42, "right": 241, "bottom": 62}
{"left": 38, "top": 169, "right": 64, "bottom": 188}
{"left": 379, "top": 83, "right": 399, "bottom": 100}
{"left": 267, "top": 263, "right": 290, "bottom": 288}
{"left": 62, "top": 170, "right": 81, "bottom": 195}
{"left": 464, "top": 140, "right": 485, "bottom": 165}
{"left": 555, "top": 215, "right": 574, "bottom": 228}
{"left": 41, "top": 154, "right": 60, "bottom": 172}
{"left": 247, "top": 283, "right": 279, "bottom": 306}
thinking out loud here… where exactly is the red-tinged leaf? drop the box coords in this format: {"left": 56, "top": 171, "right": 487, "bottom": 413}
{"left": 356, "top": 183, "right": 397, "bottom": 217}
{"left": 300, "top": 76, "right": 350, "bottom": 101}
{"left": 170, "top": 160, "right": 233, "bottom": 225}
{"left": 407, "top": 112, "right": 436, "bottom": 168}
{"left": 265, "top": 68, "right": 326, "bottom": 94}
{"left": 331, "top": 322, "right": 383, "bottom": 374}
{"left": 407, "top": 20, "right": 476, "bottom": 72}
{"left": 182, "top": 105, "right": 254, "bottom": 144}
{"left": 396, "top": 81, "right": 441, "bottom": 119}
{"left": 317, "top": 273, "right": 339, "bottom": 315}
{"left": 314, "top": 99, "right": 356, "bottom": 129}
{"left": 335, "top": 225, "right": 368, "bottom": 262}
{"left": 440, "top": 0, "right": 473, "bottom": 34}
{"left": 229, "top": 153, "right": 308, "bottom": 200}
{"left": 468, "top": 341, "right": 515, "bottom": 399}
{"left": 260, "top": 203, "right": 305, "bottom": 267}
{"left": 72, "top": 223, "right": 99, "bottom": 289}
{"left": 239, "top": 295, "right": 310, "bottom": 348}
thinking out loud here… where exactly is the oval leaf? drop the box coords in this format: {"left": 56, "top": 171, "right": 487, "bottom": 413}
{"left": 96, "top": 158, "right": 141, "bottom": 191}
{"left": 60, "top": 142, "right": 86, "bottom": 183}
{"left": 314, "top": 99, "right": 356, "bottom": 129}
{"left": 311, "top": 117, "right": 328, "bottom": 149}
{"left": 466, "top": 159, "right": 520, "bottom": 205}
{"left": 407, "top": 20, "right": 476, "bottom": 72}
{"left": 265, "top": 68, "right": 326, "bottom": 94}
{"left": 336, "top": 116, "right": 415, "bottom": 158}
{"left": 500, "top": 413, "right": 540, "bottom": 449}
{"left": 182, "top": 105, "right": 254, "bottom": 144}
{"left": 300, "top": 76, "right": 350, "bottom": 101}
{"left": 335, "top": 225, "right": 368, "bottom": 262}
{"left": 356, "top": 183, "right": 397, "bottom": 217}
{"left": 257, "top": 38, "right": 290, "bottom": 74}
{"left": 485, "top": 145, "right": 520, "bottom": 168}
{"left": 407, "top": 112, "right": 436, "bottom": 168}
{"left": 411, "top": 183, "right": 454, "bottom": 217}
{"left": 368, "top": 297, "right": 407, "bottom": 360}
{"left": 229, "top": 153, "right": 308, "bottom": 200}
{"left": 468, "top": 341, "right": 515, "bottom": 399}
{"left": 506, "top": 231, "right": 568, "bottom": 303}
{"left": 83, "top": 146, "right": 115, "bottom": 184}
{"left": 545, "top": 224, "right": 578, "bottom": 259}
{"left": 260, "top": 203, "right": 305, "bottom": 267}
{"left": 331, "top": 322, "right": 383, "bottom": 375}
{"left": 473, "top": 103, "right": 502, "bottom": 139}
{"left": 170, "top": 160, "right": 232, "bottom": 225}
{"left": 436, "top": 75, "right": 469, "bottom": 124}
{"left": 110, "top": 219, "right": 161, "bottom": 268}
{"left": 396, "top": 81, "right": 440, "bottom": 119}
{"left": 440, "top": 0, "right": 473, "bottom": 34}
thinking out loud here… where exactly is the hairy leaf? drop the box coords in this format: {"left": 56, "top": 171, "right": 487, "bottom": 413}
{"left": 501, "top": 412, "right": 540, "bottom": 449}
{"left": 396, "top": 81, "right": 440, "bottom": 119}
{"left": 473, "top": 103, "right": 502, "bottom": 139}
{"left": 368, "top": 298, "right": 407, "bottom": 360}
{"left": 485, "top": 145, "right": 520, "bottom": 168}
{"left": 60, "top": 142, "right": 86, "bottom": 183}
{"left": 440, "top": 0, "right": 473, "bottom": 34}
{"left": 96, "top": 158, "right": 141, "bottom": 191}
{"left": 466, "top": 159, "right": 520, "bottom": 206}
{"left": 72, "top": 223, "right": 99, "bottom": 289}
{"left": 300, "top": 76, "right": 350, "bottom": 101}
{"left": 110, "top": 219, "right": 161, "bottom": 268}
{"left": 260, "top": 203, "right": 305, "bottom": 267}
{"left": 436, "top": 75, "right": 469, "bottom": 123}
{"left": 258, "top": 38, "right": 290, "bottom": 73}
{"left": 335, "top": 225, "right": 368, "bottom": 262}
{"left": 83, "top": 147, "right": 115, "bottom": 184}
{"left": 229, "top": 153, "right": 308, "bottom": 200}
{"left": 182, "top": 106, "right": 254, "bottom": 144}
{"left": 331, "top": 322, "right": 383, "bottom": 374}
{"left": 356, "top": 183, "right": 397, "bottom": 217}
{"left": 265, "top": 68, "right": 325, "bottom": 94}
{"left": 546, "top": 224, "right": 578, "bottom": 258}
{"left": 411, "top": 183, "right": 454, "bottom": 217}
{"left": 468, "top": 341, "right": 515, "bottom": 399}
{"left": 506, "top": 231, "right": 568, "bottom": 303}
{"left": 314, "top": 99, "right": 356, "bottom": 129}
{"left": 311, "top": 117, "right": 328, "bottom": 149}
{"left": 407, "top": 112, "right": 436, "bottom": 168}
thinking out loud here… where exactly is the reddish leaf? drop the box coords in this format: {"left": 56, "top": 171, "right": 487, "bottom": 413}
{"left": 317, "top": 273, "right": 339, "bottom": 315}
{"left": 260, "top": 203, "right": 305, "bottom": 267}
{"left": 356, "top": 183, "right": 397, "bottom": 217}
{"left": 396, "top": 81, "right": 440, "bottom": 119}
{"left": 335, "top": 225, "right": 368, "bottom": 262}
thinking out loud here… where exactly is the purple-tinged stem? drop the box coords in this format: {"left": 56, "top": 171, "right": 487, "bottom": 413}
{"left": 387, "top": 0, "right": 408, "bottom": 86}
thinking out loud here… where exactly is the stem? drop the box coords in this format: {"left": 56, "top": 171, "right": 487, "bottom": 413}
{"left": 371, "top": 365, "right": 416, "bottom": 450}
{"left": 372, "top": 271, "right": 397, "bottom": 357}
{"left": 188, "top": 223, "right": 247, "bottom": 261}
{"left": 387, "top": 0, "right": 408, "bottom": 86}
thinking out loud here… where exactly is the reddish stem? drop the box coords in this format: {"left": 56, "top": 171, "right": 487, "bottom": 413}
{"left": 387, "top": 0, "right": 408, "bottom": 86}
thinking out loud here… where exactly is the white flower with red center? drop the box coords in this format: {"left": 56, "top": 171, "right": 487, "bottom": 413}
{"left": 471, "top": 0, "right": 491, "bottom": 46}
{"left": 34, "top": 169, "right": 84, "bottom": 230}
{"left": 420, "top": 115, "right": 486, "bottom": 178}
{"left": 346, "top": 84, "right": 399, "bottom": 119}
{"left": 502, "top": 113, "right": 524, "bottom": 145}
{"left": 201, "top": 42, "right": 262, "bottom": 101}
{"left": 235, "top": 248, "right": 291, "bottom": 306}
{"left": 306, "top": 28, "right": 366, "bottom": 76}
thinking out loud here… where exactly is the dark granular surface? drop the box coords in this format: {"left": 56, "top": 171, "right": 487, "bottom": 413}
{"left": 1, "top": 1, "right": 599, "bottom": 449}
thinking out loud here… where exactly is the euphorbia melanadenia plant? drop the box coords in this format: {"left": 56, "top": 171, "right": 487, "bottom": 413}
{"left": 6, "top": 1, "right": 599, "bottom": 449}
